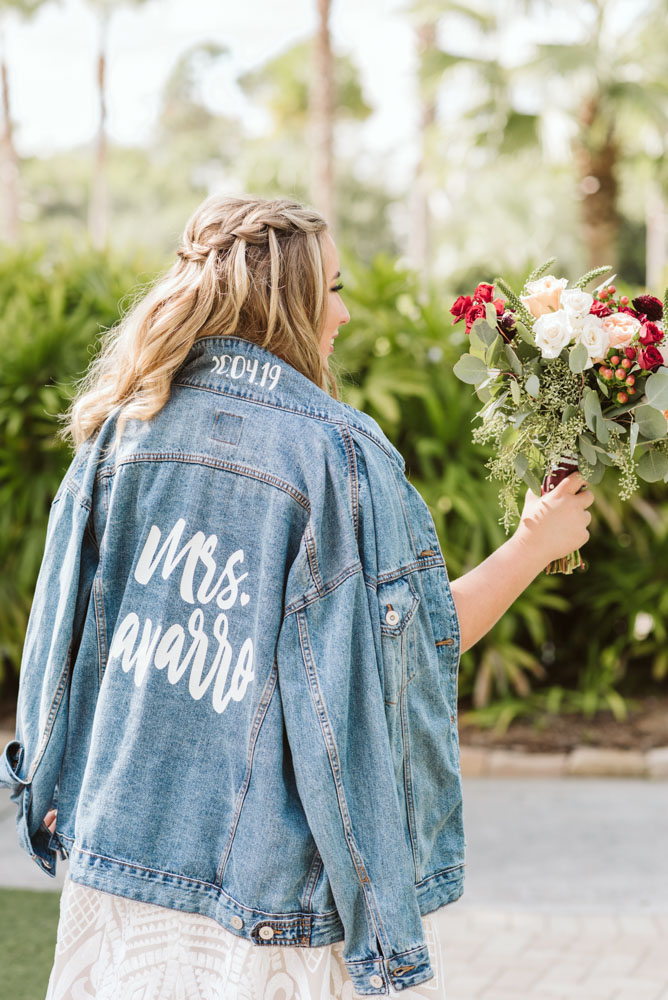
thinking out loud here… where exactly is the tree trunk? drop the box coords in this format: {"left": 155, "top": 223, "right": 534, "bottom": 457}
{"left": 408, "top": 19, "right": 437, "bottom": 291}
{"left": 645, "top": 180, "right": 666, "bottom": 289}
{"left": 310, "top": 0, "right": 336, "bottom": 240}
{"left": 0, "top": 51, "right": 19, "bottom": 245}
{"left": 573, "top": 94, "right": 619, "bottom": 270}
{"left": 88, "top": 17, "right": 109, "bottom": 252}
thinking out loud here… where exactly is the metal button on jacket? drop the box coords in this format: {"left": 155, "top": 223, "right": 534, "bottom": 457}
{"left": 258, "top": 925, "right": 275, "bottom": 940}
{"left": 369, "top": 974, "right": 383, "bottom": 988}
{"left": 230, "top": 915, "right": 243, "bottom": 929}
{"left": 384, "top": 607, "right": 401, "bottom": 626}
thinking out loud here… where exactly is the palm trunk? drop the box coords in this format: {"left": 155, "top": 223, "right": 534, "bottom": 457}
{"left": 574, "top": 94, "right": 619, "bottom": 270}
{"left": 0, "top": 48, "right": 19, "bottom": 245}
{"left": 310, "top": 0, "right": 336, "bottom": 240}
{"left": 408, "top": 20, "right": 437, "bottom": 290}
{"left": 88, "top": 16, "right": 109, "bottom": 251}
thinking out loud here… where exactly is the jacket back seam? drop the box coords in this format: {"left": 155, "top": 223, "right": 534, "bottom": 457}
{"left": 94, "top": 453, "right": 310, "bottom": 512}
{"left": 215, "top": 659, "right": 279, "bottom": 885}
{"left": 294, "top": 607, "right": 389, "bottom": 954}
{"left": 171, "top": 379, "right": 403, "bottom": 469}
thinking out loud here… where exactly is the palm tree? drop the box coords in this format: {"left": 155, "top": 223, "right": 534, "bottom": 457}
{"left": 237, "top": 34, "right": 372, "bottom": 233}
{"left": 407, "top": 0, "right": 668, "bottom": 273}
{"left": 85, "top": 0, "right": 152, "bottom": 251}
{"left": 0, "top": 0, "right": 48, "bottom": 246}
{"left": 311, "top": 0, "right": 335, "bottom": 237}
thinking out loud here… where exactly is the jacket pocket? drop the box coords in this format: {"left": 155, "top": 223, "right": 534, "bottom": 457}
{"left": 377, "top": 575, "right": 420, "bottom": 706}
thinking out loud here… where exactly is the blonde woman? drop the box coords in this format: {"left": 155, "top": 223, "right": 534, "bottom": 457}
{"left": 1, "top": 193, "right": 593, "bottom": 999}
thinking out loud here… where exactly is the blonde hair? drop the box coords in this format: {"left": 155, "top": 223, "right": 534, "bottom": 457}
{"left": 58, "top": 193, "right": 339, "bottom": 456}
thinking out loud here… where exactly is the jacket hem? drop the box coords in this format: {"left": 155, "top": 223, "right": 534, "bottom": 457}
{"left": 61, "top": 842, "right": 464, "bottom": 995}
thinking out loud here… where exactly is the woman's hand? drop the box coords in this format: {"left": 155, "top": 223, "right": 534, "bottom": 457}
{"left": 514, "top": 470, "right": 594, "bottom": 566}
{"left": 43, "top": 808, "right": 57, "bottom": 834}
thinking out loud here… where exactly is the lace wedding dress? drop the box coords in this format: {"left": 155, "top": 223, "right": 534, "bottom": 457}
{"left": 45, "top": 870, "right": 450, "bottom": 999}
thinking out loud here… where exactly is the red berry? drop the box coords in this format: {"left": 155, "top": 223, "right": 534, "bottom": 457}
{"left": 627, "top": 386, "right": 636, "bottom": 395}
{"left": 608, "top": 285, "right": 616, "bottom": 295}
{"left": 621, "top": 358, "right": 632, "bottom": 369}
{"left": 616, "top": 391, "right": 628, "bottom": 403}
{"left": 620, "top": 296, "right": 629, "bottom": 306}
{"left": 599, "top": 367, "right": 613, "bottom": 380}
{"left": 610, "top": 354, "right": 621, "bottom": 366}
{"left": 615, "top": 368, "right": 626, "bottom": 380}
{"left": 626, "top": 374, "right": 635, "bottom": 386}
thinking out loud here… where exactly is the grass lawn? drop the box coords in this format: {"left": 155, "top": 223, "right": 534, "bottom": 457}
{"left": 0, "top": 888, "right": 60, "bottom": 999}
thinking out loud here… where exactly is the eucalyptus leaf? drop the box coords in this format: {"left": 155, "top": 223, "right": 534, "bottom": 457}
{"left": 569, "top": 341, "right": 589, "bottom": 374}
{"left": 525, "top": 374, "right": 540, "bottom": 398}
{"left": 453, "top": 354, "right": 489, "bottom": 385}
{"left": 562, "top": 404, "right": 579, "bottom": 424}
{"left": 500, "top": 425, "right": 519, "bottom": 447}
{"left": 630, "top": 421, "right": 639, "bottom": 457}
{"left": 513, "top": 453, "right": 529, "bottom": 478}
{"left": 514, "top": 321, "right": 534, "bottom": 345}
{"left": 595, "top": 413, "right": 609, "bottom": 445}
{"left": 510, "top": 378, "right": 521, "bottom": 405}
{"left": 585, "top": 461, "right": 606, "bottom": 485}
{"left": 470, "top": 317, "right": 497, "bottom": 347}
{"left": 503, "top": 343, "right": 522, "bottom": 376}
{"left": 637, "top": 450, "right": 668, "bottom": 482}
{"left": 522, "top": 468, "right": 543, "bottom": 495}
{"left": 485, "top": 333, "right": 504, "bottom": 366}
{"left": 645, "top": 372, "right": 668, "bottom": 410}
{"left": 583, "top": 388, "right": 602, "bottom": 432}
{"left": 578, "top": 434, "right": 597, "bottom": 465}
{"left": 485, "top": 302, "right": 499, "bottom": 328}
{"left": 512, "top": 409, "right": 531, "bottom": 427}
{"left": 635, "top": 404, "right": 668, "bottom": 440}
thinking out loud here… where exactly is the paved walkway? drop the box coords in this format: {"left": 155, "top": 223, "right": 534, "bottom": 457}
{"left": 2, "top": 776, "right": 667, "bottom": 998}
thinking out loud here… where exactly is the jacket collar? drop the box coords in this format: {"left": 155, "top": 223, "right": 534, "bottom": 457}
{"left": 173, "top": 334, "right": 406, "bottom": 471}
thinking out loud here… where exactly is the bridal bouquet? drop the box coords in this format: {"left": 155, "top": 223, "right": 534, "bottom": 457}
{"left": 450, "top": 260, "right": 668, "bottom": 574}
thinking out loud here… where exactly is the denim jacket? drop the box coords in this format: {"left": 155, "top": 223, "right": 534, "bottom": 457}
{"left": 0, "top": 334, "right": 464, "bottom": 996}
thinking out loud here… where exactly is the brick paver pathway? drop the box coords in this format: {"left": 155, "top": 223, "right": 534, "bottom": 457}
{"left": 435, "top": 904, "right": 668, "bottom": 999}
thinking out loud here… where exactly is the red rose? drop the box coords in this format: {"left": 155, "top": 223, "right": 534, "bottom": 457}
{"left": 590, "top": 301, "right": 613, "bottom": 317}
{"left": 617, "top": 306, "right": 642, "bottom": 319}
{"left": 465, "top": 301, "right": 486, "bottom": 331}
{"left": 474, "top": 283, "right": 494, "bottom": 303}
{"left": 624, "top": 346, "right": 637, "bottom": 360}
{"left": 493, "top": 297, "right": 505, "bottom": 315}
{"left": 639, "top": 321, "right": 664, "bottom": 346}
{"left": 637, "top": 345, "right": 664, "bottom": 371}
{"left": 450, "top": 295, "right": 472, "bottom": 324}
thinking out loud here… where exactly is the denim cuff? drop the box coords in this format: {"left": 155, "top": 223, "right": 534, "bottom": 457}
{"left": 0, "top": 739, "right": 59, "bottom": 878}
{"left": 344, "top": 943, "right": 433, "bottom": 995}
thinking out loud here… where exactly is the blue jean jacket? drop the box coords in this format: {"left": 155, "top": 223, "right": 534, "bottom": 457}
{"left": 0, "top": 335, "right": 465, "bottom": 996}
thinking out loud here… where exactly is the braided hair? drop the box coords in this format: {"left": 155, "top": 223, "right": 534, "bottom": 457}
{"left": 59, "top": 193, "right": 337, "bottom": 454}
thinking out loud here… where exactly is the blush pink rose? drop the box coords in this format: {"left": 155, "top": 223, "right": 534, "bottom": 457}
{"left": 520, "top": 275, "right": 569, "bottom": 318}
{"left": 600, "top": 311, "right": 641, "bottom": 349}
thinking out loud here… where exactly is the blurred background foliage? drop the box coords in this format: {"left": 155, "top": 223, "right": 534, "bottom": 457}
{"left": 1, "top": 0, "right": 667, "bottom": 728}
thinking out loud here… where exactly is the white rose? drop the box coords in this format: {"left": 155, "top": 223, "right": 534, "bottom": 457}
{"left": 533, "top": 309, "right": 573, "bottom": 359}
{"left": 573, "top": 314, "right": 607, "bottom": 369}
{"left": 560, "top": 289, "right": 594, "bottom": 318}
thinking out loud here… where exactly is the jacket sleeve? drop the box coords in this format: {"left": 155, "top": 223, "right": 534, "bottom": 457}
{"left": 275, "top": 480, "right": 434, "bottom": 994}
{"left": 0, "top": 470, "right": 99, "bottom": 878}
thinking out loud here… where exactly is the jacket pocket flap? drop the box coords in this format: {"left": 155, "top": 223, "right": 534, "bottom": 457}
{"left": 378, "top": 576, "right": 420, "bottom": 635}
